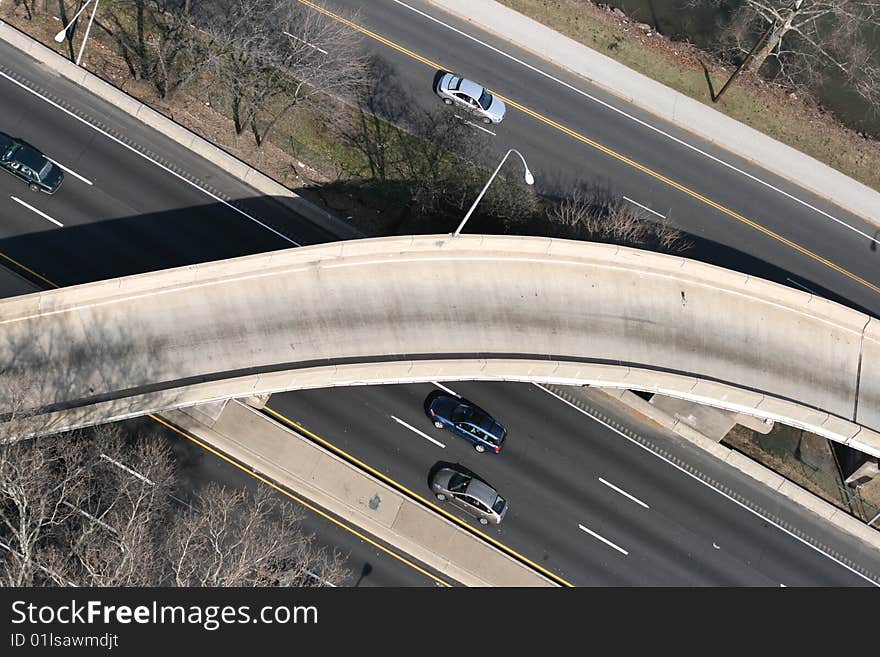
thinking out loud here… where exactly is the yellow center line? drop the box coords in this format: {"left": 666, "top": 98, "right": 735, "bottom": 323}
{"left": 297, "top": 0, "right": 880, "bottom": 297}
{"left": 264, "top": 404, "right": 573, "bottom": 587}
{"left": 149, "top": 413, "right": 453, "bottom": 587}
{"left": 0, "top": 251, "right": 58, "bottom": 288}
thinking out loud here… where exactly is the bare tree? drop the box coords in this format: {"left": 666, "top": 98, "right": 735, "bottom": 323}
{"left": 0, "top": 435, "right": 85, "bottom": 586}
{"left": 548, "top": 184, "right": 690, "bottom": 253}
{"left": 12, "top": 0, "right": 44, "bottom": 20}
{"left": 696, "top": 0, "right": 880, "bottom": 109}
{"left": 57, "top": 431, "right": 175, "bottom": 586}
{"left": 99, "top": 0, "right": 207, "bottom": 98}
{"left": 163, "top": 483, "right": 350, "bottom": 587}
{"left": 193, "top": 0, "right": 366, "bottom": 145}
{"left": 0, "top": 415, "right": 348, "bottom": 587}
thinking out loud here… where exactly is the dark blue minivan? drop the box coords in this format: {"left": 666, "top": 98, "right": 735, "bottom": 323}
{"left": 427, "top": 392, "right": 507, "bottom": 454}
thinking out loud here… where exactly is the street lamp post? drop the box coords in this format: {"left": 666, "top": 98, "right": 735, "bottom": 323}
{"left": 452, "top": 148, "right": 534, "bottom": 238}
{"left": 54, "top": 0, "right": 101, "bottom": 67}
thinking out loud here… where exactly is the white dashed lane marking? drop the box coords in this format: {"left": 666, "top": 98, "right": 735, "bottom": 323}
{"left": 391, "top": 415, "right": 445, "bottom": 448}
{"left": 431, "top": 381, "right": 461, "bottom": 397}
{"left": 10, "top": 195, "right": 63, "bottom": 226}
{"left": 598, "top": 477, "right": 650, "bottom": 509}
{"left": 46, "top": 157, "right": 93, "bottom": 185}
{"left": 578, "top": 523, "right": 629, "bottom": 556}
{"left": 623, "top": 196, "right": 665, "bottom": 219}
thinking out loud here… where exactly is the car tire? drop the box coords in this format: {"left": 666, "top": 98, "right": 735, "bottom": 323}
{"left": 28, "top": 183, "right": 39, "bottom": 192}
{"left": 436, "top": 493, "right": 446, "bottom": 501}
{"left": 482, "top": 117, "right": 492, "bottom": 124}
{"left": 474, "top": 444, "right": 485, "bottom": 453}
{"left": 433, "top": 420, "right": 445, "bottom": 430}
{"left": 479, "top": 518, "right": 489, "bottom": 525}
{"left": 443, "top": 98, "right": 453, "bottom": 105}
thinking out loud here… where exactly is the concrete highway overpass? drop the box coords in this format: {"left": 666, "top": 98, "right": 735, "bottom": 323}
{"left": 1, "top": 234, "right": 878, "bottom": 456}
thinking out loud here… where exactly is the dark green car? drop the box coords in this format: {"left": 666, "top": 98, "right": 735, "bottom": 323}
{"left": 0, "top": 132, "right": 64, "bottom": 194}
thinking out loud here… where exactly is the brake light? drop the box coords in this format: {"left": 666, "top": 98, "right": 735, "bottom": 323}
{"left": 429, "top": 409, "right": 435, "bottom": 416}
{"left": 493, "top": 445, "right": 500, "bottom": 453}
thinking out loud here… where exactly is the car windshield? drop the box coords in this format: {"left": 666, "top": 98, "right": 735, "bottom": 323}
{"left": 38, "top": 161, "right": 52, "bottom": 180}
{"left": 447, "top": 472, "right": 470, "bottom": 493}
{"left": 448, "top": 75, "right": 463, "bottom": 91}
{"left": 478, "top": 88, "right": 493, "bottom": 110}
{"left": 492, "top": 495, "right": 506, "bottom": 514}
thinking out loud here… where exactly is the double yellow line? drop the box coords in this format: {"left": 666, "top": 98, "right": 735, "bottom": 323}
{"left": 297, "top": 0, "right": 880, "bottom": 296}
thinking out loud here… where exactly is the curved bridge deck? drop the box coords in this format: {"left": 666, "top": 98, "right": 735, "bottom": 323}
{"left": 1, "top": 235, "right": 877, "bottom": 455}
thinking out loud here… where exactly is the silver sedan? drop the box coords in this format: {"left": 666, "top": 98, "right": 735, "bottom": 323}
{"left": 433, "top": 71, "right": 506, "bottom": 124}
{"left": 430, "top": 464, "right": 508, "bottom": 525}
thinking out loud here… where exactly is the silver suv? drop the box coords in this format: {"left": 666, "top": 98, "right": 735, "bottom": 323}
{"left": 430, "top": 464, "right": 508, "bottom": 525}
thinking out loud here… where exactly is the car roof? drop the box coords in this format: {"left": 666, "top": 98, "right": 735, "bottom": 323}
{"left": 14, "top": 145, "right": 48, "bottom": 170}
{"left": 457, "top": 78, "right": 485, "bottom": 100}
{"left": 465, "top": 477, "right": 498, "bottom": 505}
{"left": 465, "top": 405, "right": 504, "bottom": 437}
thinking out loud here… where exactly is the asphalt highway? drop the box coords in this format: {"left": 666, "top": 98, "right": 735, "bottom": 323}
{"left": 0, "top": 39, "right": 338, "bottom": 287}
{"left": 2, "top": 8, "right": 880, "bottom": 586}
{"left": 320, "top": 0, "right": 880, "bottom": 314}
{"left": 269, "top": 381, "right": 880, "bottom": 586}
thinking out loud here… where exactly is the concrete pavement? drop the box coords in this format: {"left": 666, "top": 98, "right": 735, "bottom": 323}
{"left": 1, "top": 234, "right": 878, "bottom": 457}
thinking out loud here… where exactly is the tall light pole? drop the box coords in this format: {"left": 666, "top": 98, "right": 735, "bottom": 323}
{"left": 54, "top": 0, "right": 100, "bottom": 67}
{"left": 452, "top": 148, "right": 534, "bottom": 238}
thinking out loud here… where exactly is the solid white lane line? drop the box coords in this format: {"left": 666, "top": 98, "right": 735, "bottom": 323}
{"left": 282, "top": 30, "right": 329, "bottom": 54}
{"left": 390, "top": 415, "right": 445, "bottom": 448}
{"left": 10, "top": 195, "right": 63, "bottom": 226}
{"left": 0, "top": 70, "right": 300, "bottom": 246}
{"left": 431, "top": 381, "right": 460, "bottom": 397}
{"left": 46, "top": 157, "right": 93, "bottom": 185}
{"left": 533, "top": 382, "right": 880, "bottom": 586}
{"left": 578, "top": 523, "right": 629, "bottom": 555}
{"left": 623, "top": 196, "right": 665, "bottom": 219}
{"left": 389, "top": 0, "right": 880, "bottom": 247}
{"left": 598, "top": 477, "right": 650, "bottom": 509}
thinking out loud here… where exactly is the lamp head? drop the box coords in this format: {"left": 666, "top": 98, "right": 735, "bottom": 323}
{"left": 54, "top": 28, "right": 68, "bottom": 43}
{"left": 524, "top": 169, "right": 534, "bottom": 185}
